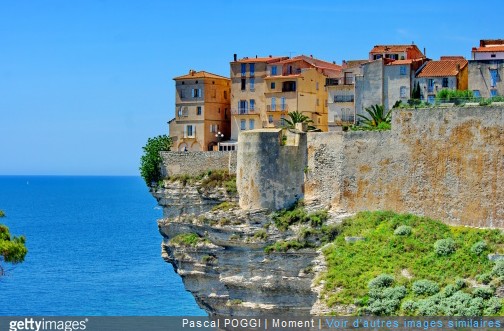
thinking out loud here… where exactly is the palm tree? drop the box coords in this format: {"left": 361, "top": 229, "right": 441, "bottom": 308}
{"left": 357, "top": 104, "right": 392, "bottom": 130}
{"left": 282, "top": 111, "right": 319, "bottom": 131}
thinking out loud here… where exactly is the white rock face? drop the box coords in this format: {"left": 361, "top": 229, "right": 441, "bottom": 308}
{"left": 152, "top": 181, "right": 332, "bottom": 316}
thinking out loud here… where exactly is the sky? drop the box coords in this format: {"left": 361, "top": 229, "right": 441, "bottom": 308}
{"left": 1, "top": 0, "right": 503, "bottom": 175}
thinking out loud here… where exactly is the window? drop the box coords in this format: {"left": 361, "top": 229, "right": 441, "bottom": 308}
{"left": 197, "top": 106, "right": 202, "bottom": 115}
{"left": 180, "top": 89, "right": 185, "bottom": 98}
{"left": 239, "top": 100, "right": 248, "bottom": 114}
{"left": 271, "top": 97, "right": 276, "bottom": 111}
{"left": 249, "top": 63, "right": 255, "bottom": 76}
{"left": 490, "top": 69, "right": 499, "bottom": 87}
{"left": 250, "top": 78, "right": 255, "bottom": 91}
{"left": 373, "top": 54, "right": 382, "bottom": 60}
{"left": 271, "top": 66, "right": 277, "bottom": 75}
{"left": 282, "top": 81, "right": 296, "bottom": 92}
{"left": 491, "top": 54, "right": 496, "bottom": 58}
{"left": 241, "top": 63, "right": 246, "bottom": 76}
{"left": 249, "top": 119, "right": 255, "bottom": 130}
{"left": 400, "top": 86, "right": 407, "bottom": 98}
{"left": 271, "top": 82, "right": 276, "bottom": 89}
{"left": 250, "top": 99, "right": 255, "bottom": 111}
{"left": 344, "top": 72, "right": 354, "bottom": 85}
{"left": 178, "top": 106, "right": 183, "bottom": 117}
{"left": 240, "top": 119, "right": 246, "bottom": 130}
{"left": 280, "top": 97, "right": 286, "bottom": 111}
{"left": 473, "top": 90, "right": 481, "bottom": 98}
{"left": 442, "top": 78, "right": 449, "bottom": 88}
{"left": 491, "top": 89, "right": 498, "bottom": 97}
{"left": 241, "top": 79, "right": 246, "bottom": 91}
{"left": 386, "top": 54, "right": 399, "bottom": 60}
{"left": 268, "top": 115, "right": 273, "bottom": 123}
{"left": 223, "top": 91, "right": 228, "bottom": 99}
{"left": 192, "top": 88, "right": 201, "bottom": 98}
{"left": 400, "top": 66, "right": 407, "bottom": 75}
{"left": 185, "top": 125, "right": 194, "bottom": 138}
{"left": 210, "top": 124, "right": 219, "bottom": 133}
{"left": 428, "top": 79, "right": 435, "bottom": 93}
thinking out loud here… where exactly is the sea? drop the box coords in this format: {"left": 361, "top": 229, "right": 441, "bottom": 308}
{"left": 0, "top": 176, "right": 205, "bottom": 316}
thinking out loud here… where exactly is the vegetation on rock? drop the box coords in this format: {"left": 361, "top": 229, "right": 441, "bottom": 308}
{"left": 322, "top": 211, "right": 504, "bottom": 315}
{"left": 165, "top": 170, "right": 237, "bottom": 195}
{"left": 170, "top": 233, "right": 206, "bottom": 247}
{"left": 140, "top": 135, "right": 172, "bottom": 185}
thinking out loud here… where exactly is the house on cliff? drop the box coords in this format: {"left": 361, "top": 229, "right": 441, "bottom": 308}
{"left": 169, "top": 70, "right": 231, "bottom": 152}
{"left": 414, "top": 56, "right": 468, "bottom": 104}
{"left": 355, "top": 44, "right": 427, "bottom": 116}
{"left": 469, "top": 39, "right": 504, "bottom": 99}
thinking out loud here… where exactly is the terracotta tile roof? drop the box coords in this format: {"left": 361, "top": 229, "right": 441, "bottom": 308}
{"left": 343, "top": 60, "right": 368, "bottom": 68}
{"left": 275, "top": 55, "right": 342, "bottom": 70}
{"left": 234, "top": 56, "right": 288, "bottom": 63}
{"left": 387, "top": 58, "right": 426, "bottom": 66}
{"left": 417, "top": 59, "right": 468, "bottom": 78}
{"left": 370, "top": 45, "right": 418, "bottom": 53}
{"left": 473, "top": 46, "right": 504, "bottom": 52}
{"left": 440, "top": 56, "right": 466, "bottom": 60}
{"left": 173, "top": 70, "right": 229, "bottom": 80}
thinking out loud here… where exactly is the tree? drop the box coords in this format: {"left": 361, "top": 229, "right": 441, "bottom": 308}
{"left": 0, "top": 223, "right": 27, "bottom": 276}
{"left": 356, "top": 104, "right": 392, "bottom": 130}
{"left": 282, "top": 111, "right": 319, "bottom": 131}
{"left": 139, "top": 135, "right": 172, "bottom": 186}
{"left": 412, "top": 81, "right": 421, "bottom": 100}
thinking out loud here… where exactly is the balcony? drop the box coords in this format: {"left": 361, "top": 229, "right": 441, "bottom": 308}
{"left": 333, "top": 95, "right": 355, "bottom": 103}
{"left": 266, "top": 104, "right": 289, "bottom": 112}
{"left": 231, "top": 107, "right": 259, "bottom": 115}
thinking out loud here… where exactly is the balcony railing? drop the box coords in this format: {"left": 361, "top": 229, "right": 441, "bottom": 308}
{"left": 266, "top": 104, "right": 289, "bottom": 112}
{"left": 231, "top": 108, "right": 259, "bottom": 115}
{"left": 333, "top": 95, "right": 355, "bottom": 103}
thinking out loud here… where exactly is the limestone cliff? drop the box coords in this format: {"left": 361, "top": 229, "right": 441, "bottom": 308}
{"left": 151, "top": 179, "right": 348, "bottom": 316}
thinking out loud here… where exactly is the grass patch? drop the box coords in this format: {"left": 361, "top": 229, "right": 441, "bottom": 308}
{"left": 323, "top": 210, "right": 504, "bottom": 314}
{"left": 272, "top": 201, "right": 329, "bottom": 231}
{"left": 253, "top": 229, "right": 268, "bottom": 240}
{"left": 211, "top": 201, "right": 237, "bottom": 212}
{"left": 170, "top": 233, "right": 205, "bottom": 247}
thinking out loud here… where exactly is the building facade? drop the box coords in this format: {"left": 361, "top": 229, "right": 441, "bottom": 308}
{"left": 355, "top": 45, "right": 426, "bottom": 116}
{"left": 414, "top": 56, "right": 468, "bottom": 104}
{"left": 326, "top": 60, "right": 366, "bottom": 130}
{"left": 169, "top": 70, "right": 231, "bottom": 151}
{"left": 230, "top": 55, "right": 288, "bottom": 140}
{"left": 469, "top": 40, "right": 504, "bottom": 99}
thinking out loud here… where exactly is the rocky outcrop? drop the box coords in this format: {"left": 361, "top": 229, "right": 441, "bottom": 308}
{"left": 152, "top": 179, "right": 344, "bottom": 316}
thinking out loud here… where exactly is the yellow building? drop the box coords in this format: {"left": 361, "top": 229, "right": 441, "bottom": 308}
{"left": 264, "top": 55, "right": 341, "bottom": 131}
{"left": 229, "top": 55, "right": 288, "bottom": 141}
{"left": 169, "top": 70, "right": 231, "bottom": 151}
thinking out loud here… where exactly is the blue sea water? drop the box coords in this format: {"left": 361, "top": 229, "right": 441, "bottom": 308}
{"left": 0, "top": 176, "right": 205, "bottom": 316}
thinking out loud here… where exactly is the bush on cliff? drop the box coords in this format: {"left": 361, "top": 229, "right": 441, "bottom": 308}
{"left": 322, "top": 211, "right": 504, "bottom": 315}
{"left": 140, "top": 135, "right": 172, "bottom": 186}
{"left": 0, "top": 223, "right": 28, "bottom": 276}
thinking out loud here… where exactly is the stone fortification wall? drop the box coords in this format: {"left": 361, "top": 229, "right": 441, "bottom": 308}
{"left": 160, "top": 151, "right": 237, "bottom": 177}
{"left": 237, "top": 129, "right": 307, "bottom": 210}
{"left": 306, "top": 106, "right": 504, "bottom": 228}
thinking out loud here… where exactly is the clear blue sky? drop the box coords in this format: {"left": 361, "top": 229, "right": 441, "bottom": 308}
{"left": 1, "top": 0, "right": 503, "bottom": 175}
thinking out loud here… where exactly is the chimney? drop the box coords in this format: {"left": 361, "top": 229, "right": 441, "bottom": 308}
{"left": 332, "top": 61, "right": 336, "bottom": 64}
{"left": 424, "top": 47, "right": 426, "bottom": 56}
{"left": 233, "top": 53, "right": 237, "bottom": 61}
{"left": 255, "top": 55, "right": 258, "bottom": 58}
{"left": 189, "top": 69, "right": 195, "bottom": 76}
{"left": 310, "top": 55, "right": 313, "bottom": 58}
{"left": 269, "top": 55, "right": 272, "bottom": 58}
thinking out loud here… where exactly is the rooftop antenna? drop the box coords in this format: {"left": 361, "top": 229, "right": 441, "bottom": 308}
{"left": 285, "top": 51, "right": 296, "bottom": 58}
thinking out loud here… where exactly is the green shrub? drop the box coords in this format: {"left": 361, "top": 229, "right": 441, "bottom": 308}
{"left": 412, "top": 279, "right": 440, "bottom": 296}
{"left": 473, "top": 287, "right": 495, "bottom": 299}
{"left": 394, "top": 225, "right": 412, "bottom": 236}
{"left": 454, "top": 278, "right": 466, "bottom": 290}
{"left": 253, "top": 229, "right": 268, "bottom": 240}
{"left": 365, "top": 286, "right": 406, "bottom": 315}
{"left": 434, "top": 238, "right": 456, "bottom": 256}
{"left": 369, "top": 274, "right": 394, "bottom": 289}
{"left": 471, "top": 241, "right": 488, "bottom": 255}
{"left": 484, "top": 297, "right": 502, "bottom": 315}
{"left": 170, "top": 233, "right": 202, "bottom": 247}
{"left": 476, "top": 273, "right": 493, "bottom": 285}
{"left": 139, "top": 135, "right": 172, "bottom": 185}
{"left": 492, "top": 260, "right": 504, "bottom": 277}
{"left": 272, "top": 203, "right": 328, "bottom": 231}
{"left": 401, "top": 300, "right": 417, "bottom": 314}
